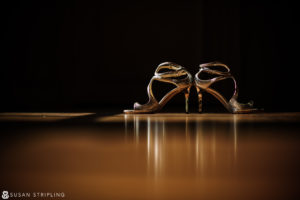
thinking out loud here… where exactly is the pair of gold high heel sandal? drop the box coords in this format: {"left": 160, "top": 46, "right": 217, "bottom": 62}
{"left": 124, "top": 62, "right": 259, "bottom": 114}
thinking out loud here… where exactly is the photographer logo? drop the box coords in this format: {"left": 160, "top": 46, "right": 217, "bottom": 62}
{"left": 2, "top": 191, "right": 9, "bottom": 200}
{"left": 1, "top": 191, "right": 65, "bottom": 199}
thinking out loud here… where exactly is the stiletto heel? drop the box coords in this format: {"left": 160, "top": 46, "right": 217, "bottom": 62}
{"left": 195, "top": 86, "right": 203, "bottom": 113}
{"left": 124, "top": 62, "right": 193, "bottom": 114}
{"left": 184, "top": 86, "right": 191, "bottom": 113}
{"left": 195, "top": 61, "right": 260, "bottom": 113}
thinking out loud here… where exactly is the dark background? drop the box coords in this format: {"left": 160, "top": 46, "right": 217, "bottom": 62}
{"left": 1, "top": 0, "right": 299, "bottom": 112}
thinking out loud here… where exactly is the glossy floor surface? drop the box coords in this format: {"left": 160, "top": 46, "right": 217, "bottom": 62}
{"left": 1, "top": 112, "right": 300, "bottom": 200}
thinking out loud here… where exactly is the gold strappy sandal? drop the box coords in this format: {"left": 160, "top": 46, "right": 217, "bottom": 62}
{"left": 124, "top": 62, "right": 193, "bottom": 114}
{"left": 195, "top": 61, "right": 259, "bottom": 113}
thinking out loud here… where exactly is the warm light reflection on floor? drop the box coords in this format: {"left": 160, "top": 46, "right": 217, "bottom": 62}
{"left": 124, "top": 115, "right": 238, "bottom": 178}
{"left": 1, "top": 113, "right": 300, "bottom": 199}
{"left": 0, "top": 112, "right": 95, "bottom": 121}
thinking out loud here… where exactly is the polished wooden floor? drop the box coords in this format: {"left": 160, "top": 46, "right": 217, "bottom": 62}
{"left": 1, "top": 112, "right": 300, "bottom": 200}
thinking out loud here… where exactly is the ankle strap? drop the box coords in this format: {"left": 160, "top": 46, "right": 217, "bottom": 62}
{"left": 195, "top": 61, "right": 238, "bottom": 100}
{"left": 155, "top": 62, "right": 189, "bottom": 78}
{"left": 199, "top": 61, "right": 231, "bottom": 76}
{"left": 153, "top": 62, "right": 192, "bottom": 85}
